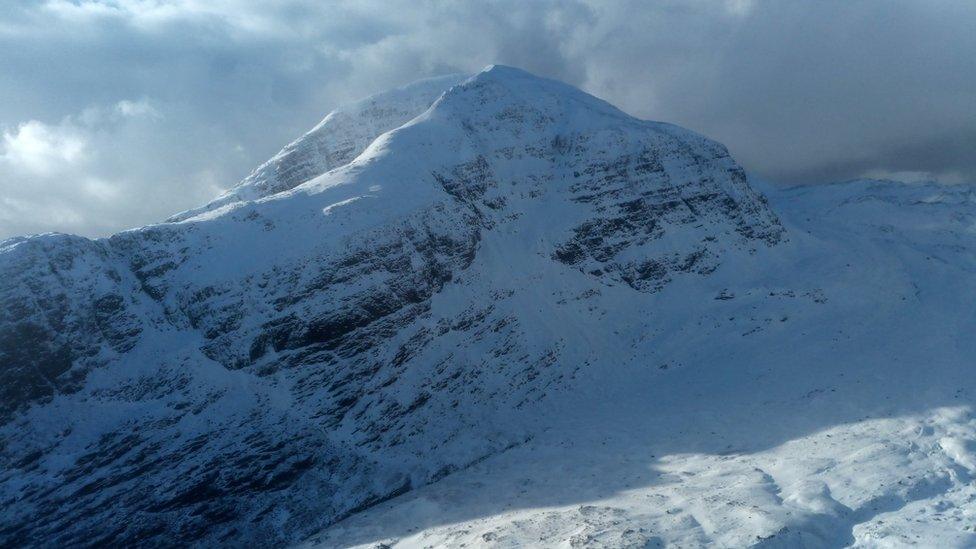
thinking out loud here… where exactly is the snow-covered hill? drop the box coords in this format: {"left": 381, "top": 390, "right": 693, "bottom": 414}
{"left": 2, "top": 67, "right": 974, "bottom": 548}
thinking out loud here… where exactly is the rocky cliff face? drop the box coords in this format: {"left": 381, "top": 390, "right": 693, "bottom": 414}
{"left": 0, "top": 66, "right": 784, "bottom": 546}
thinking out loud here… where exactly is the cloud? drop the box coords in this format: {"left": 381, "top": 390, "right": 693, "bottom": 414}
{"left": 0, "top": 97, "right": 222, "bottom": 237}
{"left": 1, "top": 0, "right": 974, "bottom": 238}
{"left": 2, "top": 120, "right": 87, "bottom": 176}
{"left": 114, "top": 99, "right": 162, "bottom": 119}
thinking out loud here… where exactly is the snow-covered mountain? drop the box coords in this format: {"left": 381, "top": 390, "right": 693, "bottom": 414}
{"left": 169, "top": 73, "right": 469, "bottom": 222}
{"left": 2, "top": 67, "right": 974, "bottom": 548}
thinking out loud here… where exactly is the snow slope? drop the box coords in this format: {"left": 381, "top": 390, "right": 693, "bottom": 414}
{"left": 169, "top": 73, "right": 469, "bottom": 222}
{"left": 2, "top": 66, "right": 974, "bottom": 548}
{"left": 306, "top": 179, "right": 976, "bottom": 548}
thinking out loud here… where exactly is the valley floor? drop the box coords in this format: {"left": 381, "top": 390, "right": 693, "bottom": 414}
{"left": 307, "top": 407, "right": 976, "bottom": 548}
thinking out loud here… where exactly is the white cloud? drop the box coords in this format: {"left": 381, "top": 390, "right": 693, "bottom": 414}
{"left": 723, "top": 0, "right": 755, "bottom": 16}
{"left": 0, "top": 97, "right": 218, "bottom": 237}
{"left": 1, "top": 120, "right": 87, "bottom": 175}
{"left": 115, "top": 98, "right": 161, "bottom": 119}
{"left": 81, "top": 176, "right": 122, "bottom": 201}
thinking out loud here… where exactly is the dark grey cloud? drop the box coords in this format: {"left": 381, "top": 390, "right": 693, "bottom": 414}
{"left": 1, "top": 0, "right": 974, "bottom": 238}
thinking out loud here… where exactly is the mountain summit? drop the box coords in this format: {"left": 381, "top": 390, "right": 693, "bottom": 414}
{"left": 3, "top": 67, "right": 974, "bottom": 547}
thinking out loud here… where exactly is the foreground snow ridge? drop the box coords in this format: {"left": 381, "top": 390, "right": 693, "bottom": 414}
{"left": 2, "top": 66, "right": 975, "bottom": 548}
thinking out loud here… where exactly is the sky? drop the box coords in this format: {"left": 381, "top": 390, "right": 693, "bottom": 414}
{"left": 1, "top": 0, "right": 974, "bottom": 239}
